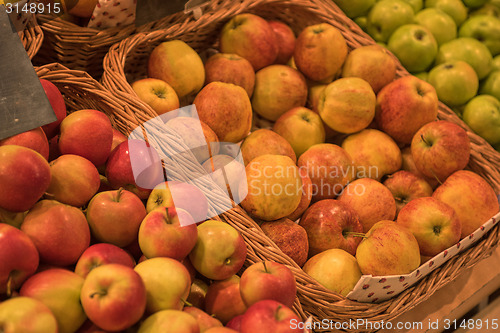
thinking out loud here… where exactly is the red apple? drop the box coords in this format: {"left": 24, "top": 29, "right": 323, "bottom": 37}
{"left": 299, "top": 199, "right": 363, "bottom": 256}
{"left": 74, "top": 243, "right": 136, "bottom": 278}
{"left": 383, "top": 170, "right": 434, "bottom": 216}
{"left": 376, "top": 76, "right": 438, "bottom": 144}
{"left": 220, "top": 13, "right": 278, "bottom": 70}
{"left": 184, "top": 306, "right": 224, "bottom": 332}
{"left": 205, "top": 275, "right": 247, "bottom": 324}
{"left": 194, "top": 82, "right": 253, "bottom": 143}
{"left": 0, "top": 145, "right": 51, "bottom": 212}
{"left": 0, "top": 127, "right": 49, "bottom": 160}
{"left": 294, "top": 23, "right": 348, "bottom": 82}
{"left": 260, "top": 218, "right": 309, "bottom": 268}
{"left": 0, "top": 297, "right": 58, "bottom": 333}
{"left": 226, "top": 315, "right": 243, "bottom": 331}
{"left": 80, "top": 264, "right": 146, "bottom": 331}
{"left": 268, "top": 20, "right": 296, "bottom": 64}
{"left": 40, "top": 79, "right": 67, "bottom": 139}
{"left": 240, "top": 261, "right": 297, "bottom": 308}
{"left": 146, "top": 180, "right": 209, "bottom": 224}
{"left": 86, "top": 189, "right": 147, "bottom": 247}
{"left": 240, "top": 300, "right": 302, "bottom": 333}
{"left": 397, "top": 197, "right": 461, "bottom": 257}
{"left": 337, "top": 178, "right": 397, "bottom": 233}
{"left": 138, "top": 206, "right": 197, "bottom": 260}
{"left": 21, "top": 200, "right": 90, "bottom": 266}
{"left": 47, "top": 135, "right": 61, "bottom": 162}
{"left": 286, "top": 167, "right": 313, "bottom": 221}
{"left": 0, "top": 223, "right": 39, "bottom": 294}
{"left": 19, "top": 268, "right": 87, "bottom": 333}
{"left": 204, "top": 53, "right": 256, "bottom": 97}
{"left": 46, "top": 154, "right": 100, "bottom": 207}
{"left": 105, "top": 139, "right": 164, "bottom": 200}
{"left": 433, "top": 170, "right": 500, "bottom": 238}
{"left": 59, "top": 109, "right": 113, "bottom": 166}
{"left": 297, "top": 144, "right": 355, "bottom": 201}
{"left": 110, "top": 128, "right": 127, "bottom": 153}
{"left": 411, "top": 120, "right": 470, "bottom": 183}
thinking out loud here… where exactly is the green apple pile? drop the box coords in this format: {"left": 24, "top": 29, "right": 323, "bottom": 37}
{"left": 0, "top": 81, "right": 306, "bottom": 333}
{"left": 334, "top": 0, "right": 500, "bottom": 151}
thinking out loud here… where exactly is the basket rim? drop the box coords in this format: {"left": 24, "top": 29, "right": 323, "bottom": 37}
{"left": 20, "top": 14, "right": 43, "bottom": 60}
{"left": 100, "top": 0, "right": 500, "bottom": 325}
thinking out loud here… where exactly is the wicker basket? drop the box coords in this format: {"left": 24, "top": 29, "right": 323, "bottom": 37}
{"left": 101, "top": 0, "right": 500, "bottom": 330}
{"left": 33, "top": 8, "right": 194, "bottom": 79}
{"left": 19, "top": 14, "right": 43, "bottom": 60}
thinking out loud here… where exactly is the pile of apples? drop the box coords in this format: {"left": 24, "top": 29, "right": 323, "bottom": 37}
{"left": 2, "top": 10, "right": 500, "bottom": 333}
{"left": 0, "top": 80, "right": 310, "bottom": 333}
{"left": 334, "top": 0, "right": 500, "bottom": 151}
{"left": 128, "top": 8, "right": 499, "bottom": 303}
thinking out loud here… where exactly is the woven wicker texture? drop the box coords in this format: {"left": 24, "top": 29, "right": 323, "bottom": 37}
{"left": 33, "top": 8, "right": 196, "bottom": 79}
{"left": 101, "top": 0, "right": 500, "bottom": 330}
{"left": 19, "top": 14, "right": 43, "bottom": 60}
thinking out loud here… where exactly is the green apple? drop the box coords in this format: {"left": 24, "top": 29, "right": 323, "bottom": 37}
{"left": 427, "top": 61, "right": 479, "bottom": 106}
{"left": 480, "top": 70, "right": 500, "bottom": 101}
{"left": 189, "top": 220, "right": 247, "bottom": 280}
{"left": 470, "top": 4, "right": 500, "bottom": 18}
{"left": 366, "top": 0, "right": 415, "bottom": 42}
{"left": 414, "top": 71, "right": 429, "bottom": 81}
{"left": 462, "top": 95, "right": 500, "bottom": 145}
{"left": 19, "top": 269, "right": 86, "bottom": 333}
{"left": 459, "top": 15, "right": 500, "bottom": 56}
{"left": 303, "top": 248, "right": 362, "bottom": 296}
{"left": 462, "top": 0, "right": 488, "bottom": 9}
{"left": 403, "top": 0, "right": 423, "bottom": 12}
{"left": 134, "top": 257, "right": 192, "bottom": 313}
{"left": 0, "top": 297, "right": 58, "bottom": 333}
{"left": 493, "top": 55, "right": 500, "bottom": 71}
{"left": 424, "top": 0, "right": 468, "bottom": 26}
{"left": 334, "top": 0, "right": 376, "bottom": 18}
{"left": 354, "top": 16, "right": 368, "bottom": 31}
{"left": 435, "top": 37, "right": 493, "bottom": 79}
{"left": 424, "top": 0, "right": 467, "bottom": 27}
{"left": 388, "top": 24, "right": 438, "bottom": 73}
{"left": 414, "top": 8, "right": 457, "bottom": 46}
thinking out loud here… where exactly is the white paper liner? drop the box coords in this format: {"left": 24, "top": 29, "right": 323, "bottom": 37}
{"left": 88, "top": 0, "right": 136, "bottom": 29}
{"left": 347, "top": 199, "right": 500, "bottom": 303}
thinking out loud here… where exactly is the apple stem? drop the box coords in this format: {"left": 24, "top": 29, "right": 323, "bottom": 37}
{"left": 6, "top": 273, "right": 14, "bottom": 298}
{"left": 89, "top": 291, "right": 107, "bottom": 299}
{"left": 344, "top": 232, "right": 367, "bottom": 239}
{"left": 262, "top": 261, "right": 269, "bottom": 273}
{"left": 181, "top": 298, "right": 193, "bottom": 307}
{"left": 430, "top": 170, "right": 443, "bottom": 186}
{"left": 43, "top": 192, "right": 55, "bottom": 200}
{"left": 275, "top": 305, "right": 282, "bottom": 321}
{"left": 420, "top": 134, "right": 432, "bottom": 147}
{"left": 116, "top": 188, "right": 124, "bottom": 202}
{"left": 395, "top": 197, "right": 410, "bottom": 204}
